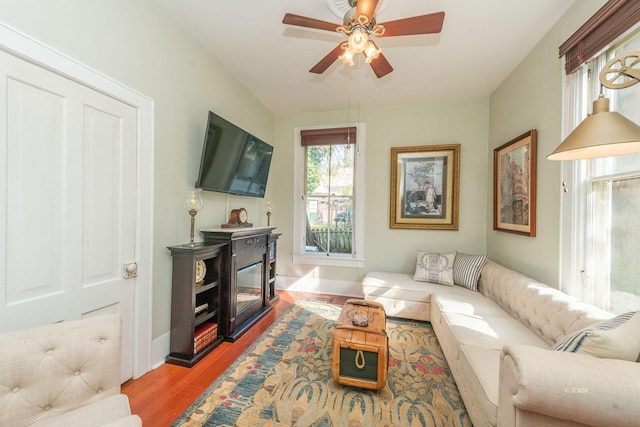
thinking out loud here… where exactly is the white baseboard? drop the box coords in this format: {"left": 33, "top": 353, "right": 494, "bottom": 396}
{"left": 149, "top": 276, "right": 363, "bottom": 370}
{"left": 275, "top": 275, "right": 363, "bottom": 298}
{"left": 151, "top": 331, "right": 170, "bottom": 370}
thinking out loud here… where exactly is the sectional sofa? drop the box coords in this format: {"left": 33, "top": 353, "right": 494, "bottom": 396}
{"left": 362, "top": 255, "right": 640, "bottom": 427}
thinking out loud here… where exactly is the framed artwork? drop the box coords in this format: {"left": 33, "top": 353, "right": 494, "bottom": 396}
{"left": 493, "top": 129, "right": 537, "bottom": 237}
{"left": 390, "top": 144, "right": 460, "bottom": 230}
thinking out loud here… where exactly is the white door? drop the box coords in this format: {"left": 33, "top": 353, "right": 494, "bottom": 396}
{"left": 0, "top": 50, "right": 137, "bottom": 382}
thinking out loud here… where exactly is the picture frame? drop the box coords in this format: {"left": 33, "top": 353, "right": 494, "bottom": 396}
{"left": 493, "top": 129, "right": 537, "bottom": 237}
{"left": 390, "top": 144, "right": 460, "bottom": 230}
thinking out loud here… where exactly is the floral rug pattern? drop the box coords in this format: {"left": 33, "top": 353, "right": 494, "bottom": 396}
{"left": 173, "top": 301, "right": 471, "bottom": 427}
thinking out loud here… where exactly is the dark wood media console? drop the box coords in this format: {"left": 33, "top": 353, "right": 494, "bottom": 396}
{"left": 201, "top": 227, "right": 279, "bottom": 342}
{"left": 166, "top": 227, "right": 280, "bottom": 366}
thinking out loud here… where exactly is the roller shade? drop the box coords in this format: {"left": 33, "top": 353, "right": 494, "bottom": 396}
{"left": 559, "top": 0, "right": 640, "bottom": 74}
{"left": 300, "top": 127, "right": 357, "bottom": 146}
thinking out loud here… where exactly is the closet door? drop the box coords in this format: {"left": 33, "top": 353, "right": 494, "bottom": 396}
{"left": 0, "top": 50, "right": 137, "bottom": 382}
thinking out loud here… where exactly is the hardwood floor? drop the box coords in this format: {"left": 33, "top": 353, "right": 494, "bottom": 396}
{"left": 122, "top": 290, "right": 350, "bottom": 426}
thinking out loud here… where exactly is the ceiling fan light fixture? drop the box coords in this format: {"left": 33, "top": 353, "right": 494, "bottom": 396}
{"left": 364, "top": 41, "right": 381, "bottom": 63}
{"left": 348, "top": 27, "right": 369, "bottom": 53}
{"left": 339, "top": 46, "right": 355, "bottom": 66}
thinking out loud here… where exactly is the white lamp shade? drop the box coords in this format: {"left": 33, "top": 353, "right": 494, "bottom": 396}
{"left": 339, "top": 47, "right": 355, "bottom": 66}
{"left": 364, "top": 41, "right": 381, "bottom": 63}
{"left": 348, "top": 28, "right": 368, "bottom": 53}
{"left": 548, "top": 96, "right": 640, "bottom": 160}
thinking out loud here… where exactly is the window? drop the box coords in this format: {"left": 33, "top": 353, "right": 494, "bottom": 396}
{"left": 292, "top": 124, "right": 365, "bottom": 268}
{"left": 561, "top": 33, "right": 640, "bottom": 314}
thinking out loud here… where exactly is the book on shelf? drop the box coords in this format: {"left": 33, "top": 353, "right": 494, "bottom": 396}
{"left": 194, "top": 322, "right": 218, "bottom": 353}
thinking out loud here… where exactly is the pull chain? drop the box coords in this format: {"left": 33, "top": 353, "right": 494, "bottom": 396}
{"left": 347, "top": 63, "right": 352, "bottom": 149}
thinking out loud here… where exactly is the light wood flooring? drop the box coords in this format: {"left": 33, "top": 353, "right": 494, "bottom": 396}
{"left": 121, "top": 291, "right": 350, "bottom": 426}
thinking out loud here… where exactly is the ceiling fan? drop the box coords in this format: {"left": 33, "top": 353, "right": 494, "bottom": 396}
{"left": 282, "top": 0, "right": 445, "bottom": 78}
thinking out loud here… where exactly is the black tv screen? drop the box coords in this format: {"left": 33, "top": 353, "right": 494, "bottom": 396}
{"left": 195, "top": 111, "right": 273, "bottom": 198}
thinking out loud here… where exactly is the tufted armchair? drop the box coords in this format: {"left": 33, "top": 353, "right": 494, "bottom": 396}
{"left": 0, "top": 313, "right": 141, "bottom": 427}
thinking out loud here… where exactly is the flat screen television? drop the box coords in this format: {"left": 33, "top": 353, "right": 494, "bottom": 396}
{"left": 195, "top": 111, "right": 273, "bottom": 198}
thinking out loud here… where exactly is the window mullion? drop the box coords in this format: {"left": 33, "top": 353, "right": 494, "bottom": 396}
{"left": 585, "top": 153, "right": 611, "bottom": 303}
{"left": 326, "top": 148, "right": 332, "bottom": 255}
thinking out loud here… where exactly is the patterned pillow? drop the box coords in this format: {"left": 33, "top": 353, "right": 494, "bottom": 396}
{"left": 453, "top": 253, "right": 487, "bottom": 291}
{"left": 551, "top": 311, "right": 640, "bottom": 361}
{"left": 413, "top": 252, "right": 455, "bottom": 286}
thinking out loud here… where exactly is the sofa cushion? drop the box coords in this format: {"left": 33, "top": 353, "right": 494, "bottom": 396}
{"left": 431, "top": 293, "right": 548, "bottom": 366}
{"left": 453, "top": 253, "right": 487, "bottom": 291}
{"left": 434, "top": 293, "right": 511, "bottom": 319}
{"left": 439, "top": 312, "right": 549, "bottom": 351}
{"left": 363, "top": 271, "right": 482, "bottom": 321}
{"left": 551, "top": 311, "right": 640, "bottom": 361}
{"left": 364, "top": 295, "right": 431, "bottom": 321}
{"left": 413, "top": 251, "right": 455, "bottom": 286}
{"left": 459, "top": 344, "right": 501, "bottom": 427}
{"left": 362, "top": 271, "right": 475, "bottom": 303}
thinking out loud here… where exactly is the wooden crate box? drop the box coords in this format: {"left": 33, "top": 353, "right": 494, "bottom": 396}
{"left": 331, "top": 299, "right": 388, "bottom": 390}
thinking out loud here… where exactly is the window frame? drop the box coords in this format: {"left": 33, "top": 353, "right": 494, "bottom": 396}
{"left": 560, "top": 35, "right": 640, "bottom": 311}
{"left": 292, "top": 123, "right": 366, "bottom": 268}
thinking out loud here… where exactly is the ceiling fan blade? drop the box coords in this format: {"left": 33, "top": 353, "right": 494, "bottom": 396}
{"left": 356, "top": 0, "right": 379, "bottom": 24}
{"left": 310, "top": 43, "right": 344, "bottom": 74}
{"left": 370, "top": 52, "right": 393, "bottom": 78}
{"left": 378, "top": 12, "right": 445, "bottom": 37}
{"left": 283, "top": 13, "right": 340, "bottom": 32}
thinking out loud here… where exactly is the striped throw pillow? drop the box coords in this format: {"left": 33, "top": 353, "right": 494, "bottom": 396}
{"left": 551, "top": 311, "right": 640, "bottom": 361}
{"left": 453, "top": 253, "right": 487, "bottom": 291}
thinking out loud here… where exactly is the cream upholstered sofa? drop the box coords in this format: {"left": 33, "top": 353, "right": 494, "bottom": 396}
{"left": 0, "top": 313, "right": 142, "bottom": 427}
{"left": 362, "top": 258, "right": 640, "bottom": 427}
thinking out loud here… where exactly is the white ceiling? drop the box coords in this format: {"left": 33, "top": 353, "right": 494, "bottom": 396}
{"left": 158, "top": 0, "right": 576, "bottom": 114}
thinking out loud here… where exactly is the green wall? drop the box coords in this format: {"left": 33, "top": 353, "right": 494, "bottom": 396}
{"left": 487, "top": 0, "right": 606, "bottom": 286}
{"left": 272, "top": 98, "right": 490, "bottom": 283}
{"left": 0, "top": 0, "right": 274, "bottom": 339}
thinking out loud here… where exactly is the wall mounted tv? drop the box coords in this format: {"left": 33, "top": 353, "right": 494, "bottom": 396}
{"left": 195, "top": 111, "right": 273, "bottom": 198}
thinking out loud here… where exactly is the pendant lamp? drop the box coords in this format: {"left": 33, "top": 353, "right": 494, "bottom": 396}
{"left": 548, "top": 51, "right": 640, "bottom": 160}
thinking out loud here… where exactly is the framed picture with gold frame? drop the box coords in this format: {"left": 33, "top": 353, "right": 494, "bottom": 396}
{"left": 390, "top": 144, "right": 460, "bottom": 230}
{"left": 493, "top": 129, "right": 537, "bottom": 237}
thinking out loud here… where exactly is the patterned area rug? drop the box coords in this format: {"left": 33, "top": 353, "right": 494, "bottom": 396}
{"left": 173, "top": 301, "right": 471, "bottom": 427}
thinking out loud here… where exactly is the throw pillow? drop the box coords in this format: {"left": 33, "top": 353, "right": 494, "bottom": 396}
{"left": 413, "top": 251, "right": 455, "bottom": 286}
{"left": 453, "top": 253, "right": 488, "bottom": 291}
{"left": 551, "top": 311, "right": 640, "bottom": 362}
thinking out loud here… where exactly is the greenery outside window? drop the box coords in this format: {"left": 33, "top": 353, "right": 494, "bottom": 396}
{"left": 293, "top": 124, "right": 365, "bottom": 268}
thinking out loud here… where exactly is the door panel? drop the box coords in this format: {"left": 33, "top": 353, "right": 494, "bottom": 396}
{"left": 5, "top": 78, "right": 66, "bottom": 306}
{"left": 0, "top": 50, "right": 137, "bottom": 382}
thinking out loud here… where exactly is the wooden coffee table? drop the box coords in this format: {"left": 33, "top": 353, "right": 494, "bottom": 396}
{"left": 331, "top": 299, "right": 388, "bottom": 390}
